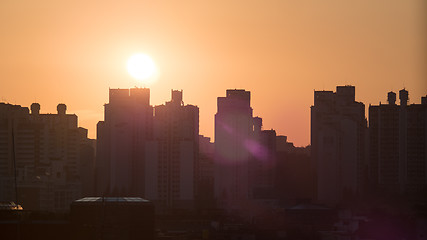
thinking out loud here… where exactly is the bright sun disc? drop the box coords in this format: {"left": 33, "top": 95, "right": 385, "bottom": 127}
{"left": 127, "top": 53, "right": 157, "bottom": 82}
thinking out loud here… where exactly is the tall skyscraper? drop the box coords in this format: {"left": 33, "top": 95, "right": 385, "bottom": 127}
{"left": 214, "top": 89, "right": 254, "bottom": 210}
{"left": 0, "top": 102, "right": 94, "bottom": 211}
{"left": 369, "top": 90, "right": 427, "bottom": 198}
{"left": 311, "top": 86, "right": 368, "bottom": 205}
{"left": 214, "top": 89, "right": 280, "bottom": 213}
{"left": 96, "top": 88, "right": 200, "bottom": 212}
{"left": 145, "top": 90, "right": 199, "bottom": 211}
{"left": 95, "top": 88, "right": 152, "bottom": 196}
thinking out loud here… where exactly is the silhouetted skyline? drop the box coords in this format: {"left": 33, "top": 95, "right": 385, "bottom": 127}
{"left": 1, "top": 1, "right": 426, "bottom": 146}
{"left": 1, "top": 1, "right": 426, "bottom": 238}
{"left": 3, "top": 86, "right": 425, "bottom": 207}
{"left": 1, "top": 86, "right": 426, "bottom": 239}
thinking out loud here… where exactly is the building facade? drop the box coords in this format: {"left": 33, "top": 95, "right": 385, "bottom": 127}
{"left": 96, "top": 88, "right": 153, "bottom": 196}
{"left": 311, "top": 86, "right": 368, "bottom": 205}
{"left": 250, "top": 118, "right": 277, "bottom": 201}
{"left": 96, "top": 89, "right": 200, "bottom": 212}
{"left": 197, "top": 135, "right": 215, "bottom": 209}
{"left": 369, "top": 90, "right": 427, "bottom": 198}
{"left": 214, "top": 90, "right": 254, "bottom": 211}
{"left": 145, "top": 90, "right": 199, "bottom": 211}
{"left": 0, "top": 102, "right": 94, "bottom": 212}
{"left": 214, "top": 89, "right": 278, "bottom": 213}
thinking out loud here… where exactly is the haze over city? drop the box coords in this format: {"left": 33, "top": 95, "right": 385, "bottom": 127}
{"left": 1, "top": 1, "right": 427, "bottom": 240}
{"left": 1, "top": 0, "right": 426, "bottom": 146}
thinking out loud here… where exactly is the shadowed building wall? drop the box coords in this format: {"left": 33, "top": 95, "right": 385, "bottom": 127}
{"left": 144, "top": 90, "right": 199, "bottom": 212}
{"left": 70, "top": 197, "right": 155, "bottom": 240}
{"left": 197, "top": 135, "right": 215, "bottom": 209}
{"left": 311, "top": 86, "right": 368, "bottom": 205}
{"left": 214, "top": 89, "right": 253, "bottom": 211}
{"left": 250, "top": 118, "right": 277, "bottom": 201}
{"left": 369, "top": 90, "right": 427, "bottom": 198}
{"left": 95, "top": 88, "right": 152, "bottom": 197}
{"left": 0, "top": 102, "right": 94, "bottom": 212}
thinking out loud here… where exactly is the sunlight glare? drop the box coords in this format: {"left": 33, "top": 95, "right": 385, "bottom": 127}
{"left": 127, "top": 53, "right": 157, "bottom": 83}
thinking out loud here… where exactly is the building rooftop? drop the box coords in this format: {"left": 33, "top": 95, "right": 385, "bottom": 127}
{"left": 287, "top": 203, "right": 330, "bottom": 210}
{"left": 74, "top": 197, "right": 150, "bottom": 203}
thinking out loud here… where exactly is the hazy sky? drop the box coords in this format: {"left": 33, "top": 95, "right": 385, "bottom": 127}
{"left": 1, "top": 0, "right": 426, "bottom": 146}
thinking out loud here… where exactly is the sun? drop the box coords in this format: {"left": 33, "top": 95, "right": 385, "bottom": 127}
{"left": 127, "top": 53, "right": 157, "bottom": 83}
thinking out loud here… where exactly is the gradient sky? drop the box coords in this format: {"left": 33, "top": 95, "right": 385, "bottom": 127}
{"left": 1, "top": 0, "right": 426, "bottom": 146}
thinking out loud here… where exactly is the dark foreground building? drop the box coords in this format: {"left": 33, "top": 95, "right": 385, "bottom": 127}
{"left": 0, "top": 202, "right": 70, "bottom": 240}
{"left": 0, "top": 102, "right": 95, "bottom": 212}
{"left": 311, "top": 86, "right": 368, "bottom": 205}
{"left": 71, "top": 197, "right": 155, "bottom": 240}
{"left": 369, "top": 90, "right": 427, "bottom": 199}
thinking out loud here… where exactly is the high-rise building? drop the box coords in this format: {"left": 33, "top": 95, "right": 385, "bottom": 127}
{"left": 214, "top": 89, "right": 254, "bottom": 210}
{"left": 95, "top": 88, "right": 152, "bottom": 196}
{"left": 311, "top": 86, "right": 368, "bottom": 205}
{"left": 0, "top": 102, "right": 94, "bottom": 212}
{"left": 96, "top": 88, "right": 201, "bottom": 212}
{"left": 250, "top": 118, "right": 277, "bottom": 201}
{"left": 369, "top": 90, "right": 427, "bottom": 198}
{"left": 145, "top": 90, "right": 199, "bottom": 211}
{"left": 214, "top": 89, "right": 280, "bottom": 213}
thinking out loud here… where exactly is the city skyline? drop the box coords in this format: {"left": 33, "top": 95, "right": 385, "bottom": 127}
{"left": 2, "top": 85, "right": 425, "bottom": 145}
{"left": 1, "top": 0, "right": 426, "bottom": 146}
{"left": 1, "top": 86, "right": 425, "bottom": 239}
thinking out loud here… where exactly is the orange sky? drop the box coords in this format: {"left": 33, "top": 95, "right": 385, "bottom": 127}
{"left": 1, "top": 0, "right": 426, "bottom": 146}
